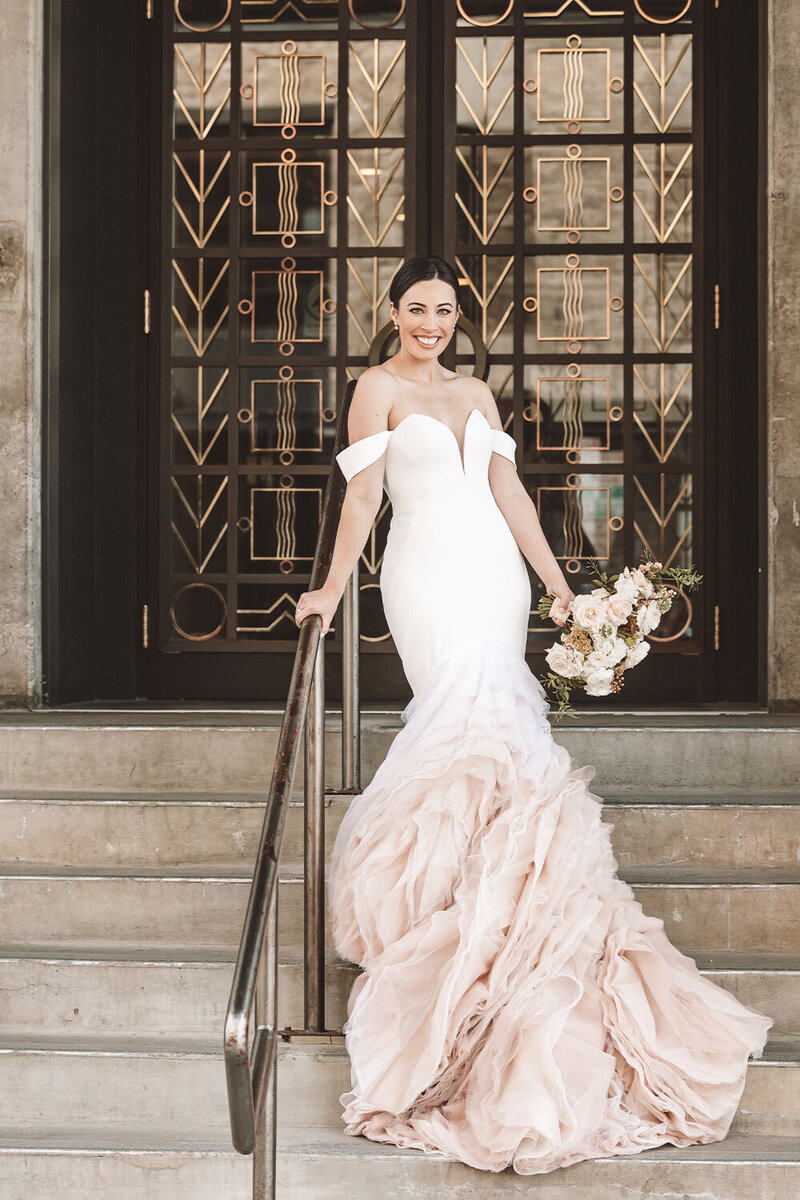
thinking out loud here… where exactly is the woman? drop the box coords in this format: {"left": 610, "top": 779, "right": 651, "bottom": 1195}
{"left": 294, "top": 256, "right": 772, "bottom": 1175}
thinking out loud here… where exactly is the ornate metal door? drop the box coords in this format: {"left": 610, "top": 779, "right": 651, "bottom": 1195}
{"left": 142, "top": 0, "right": 760, "bottom": 704}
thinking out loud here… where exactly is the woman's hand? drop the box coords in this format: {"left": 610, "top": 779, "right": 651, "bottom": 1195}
{"left": 295, "top": 586, "right": 339, "bottom": 637}
{"left": 547, "top": 581, "right": 575, "bottom": 628}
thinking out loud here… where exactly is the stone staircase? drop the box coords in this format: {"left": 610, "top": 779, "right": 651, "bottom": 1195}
{"left": 0, "top": 712, "right": 799, "bottom": 1198}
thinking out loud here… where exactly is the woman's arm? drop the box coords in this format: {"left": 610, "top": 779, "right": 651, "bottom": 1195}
{"left": 476, "top": 383, "right": 575, "bottom": 626}
{"left": 295, "top": 370, "right": 391, "bottom": 635}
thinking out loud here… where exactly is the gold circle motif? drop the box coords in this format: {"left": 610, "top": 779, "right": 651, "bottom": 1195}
{"left": 566, "top": 559, "right": 581, "bottom": 574}
{"left": 281, "top": 234, "right": 296, "bottom": 249}
{"left": 566, "top": 253, "right": 580, "bottom": 268}
{"left": 237, "top": 299, "right": 253, "bottom": 316}
{"left": 610, "top": 405, "right": 623, "bottom": 421}
{"left": 170, "top": 582, "right": 227, "bottom": 642}
{"left": 567, "top": 340, "right": 582, "bottom": 354}
{"left": 239, "top": 190, "right": 254, "bottom": 207}
{"left": 610, "top": 296, "right": 624, "bottom": 311}
{"left": 281, "top": 125, "right": 296, "bottom": 140}
{"left": 634, "top": 0, "right": 692, "bottom": 24}
{"left": 523, "top": 186, "right": 538, "bottom": 203}
{"left": 280, "top": 474, "right": 293, "bottom": 488}
{"left": 566, "top": 363, "right": 581, "bottom": 378}
{"left": 566, "top": 449, "right": 581, "bottom": 464}
{"left": 566, "top": 473, "right": 581, "bottom": 488}
{"left": 279, "top": 449, "right": 295, "bottom": 466}
{"left": 322, "top": 298, "right": 337, "bottom": 314}
{"left": 567, "top": 144, "right": 581, "bottom": 159}
{"left": 649, "top": 585, "right": 693, "bottom": 641}
{"left": 523, "top": 78, "right": 538, "bottom": 94}
{"left": 324, "top": 82, "right": 338, "bottom": 97}
{"left": 610, "top": 186, "right": 624, "bottom": 203}
{"left": 279, "top": 365, "right": 294, "bottom": 380}
{"left": 566, "top": 120, "right": 581, "bottom": 135}
{"left": 323, "top": 190, "right": 337, "bottom": 205}
{"left": 610, "top": 76, "right": 624, "bottom": 93}
{"left": 566, "top": 34, "right": 582, "bottom": 48}
{"left": 523, "top": 296, "right": 538, "bottom": 313}
{"left": 237, "top": 516, "right": 251, "bottom": 532}
{"left": 609, "top": 515, "right": 624, "bottom": 531}
{"left": 456, "top": 0, "right": 514, "bottom": 26}
{"left": 281, "top": 148, "right": 296, "bottom": 163}
{"left": 280, "top": 560, "right": 294, "bottom": 575}
{"left": 523, "top": 404, "right": 536, "bottom": 422}
{"left": 323, "top": 407, "right": 335, "bottom": 422}
{"left": 282, "top": 256, "right": 296, "bottom": 271}
{"left": 174, "top": 0, "right": 231, "bottom": 32}
{"left": 237, "top": 408, "right": 252, "bottom": 423}
{"left": 567, "top": 229, "right": 581, "bottom": 245}
{"left": 348, "top": 0, "right": 405, "bottom": 30}
{"left": 279, "top": 342, "right": 294, "bottom": 357}
{"left": 281, "top": 40, "right": 297, "bottom": 55}
{"left": 240, "top": 85, "right": 254, "bottom": 101}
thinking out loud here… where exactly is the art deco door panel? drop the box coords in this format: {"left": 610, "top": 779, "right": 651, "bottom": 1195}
{"left": 139, "top": 0, "right": 759, "bottom": 704}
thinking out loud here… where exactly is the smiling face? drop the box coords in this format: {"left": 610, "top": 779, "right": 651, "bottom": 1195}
{"left": 390, "top": 279, "right": 460, "bottom": 358}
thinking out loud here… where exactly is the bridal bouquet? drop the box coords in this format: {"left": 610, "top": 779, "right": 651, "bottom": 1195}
{"left": 537, "top": 556, "right": 703, "bottom": 721}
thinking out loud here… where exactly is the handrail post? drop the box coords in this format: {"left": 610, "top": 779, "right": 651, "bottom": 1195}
{"left": 304, "top": 634, "right": 326, "bottom": 1032}
{"left": 341, "top": 562, "right": 361, "bottom": 791}
{"left": 253, "top": 880, "right": 278, "bottom": 1197}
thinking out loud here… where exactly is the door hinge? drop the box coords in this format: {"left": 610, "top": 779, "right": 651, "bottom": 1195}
{"left": 713, "top": 283, "right": 720, "bottom": 330}
{"left": 144, "top": 288, "right": 151, "bottom": 334}
{"left": 142, "top": 603, "right": 150, "bottom": 649}
{"left": 713, "top": 604, "right": 720, "bottom": 651}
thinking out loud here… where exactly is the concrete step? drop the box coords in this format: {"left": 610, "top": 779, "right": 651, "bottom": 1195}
{"left": 0, "top": 714, "right": 798, "bottom": 793}
{"left": 1, "top": 872, "right": 798, "bottom": 957}
{"left": 0, "top": 1038, "right": 795, "bottom": 1140}
{"left": 1, "top": 1129, "right": 797, "bottom": 1200}
{"left": 1, "top": 952, "right": 798, "bottom": 1044}
{"left": 2, "top": 791, "right": 799, "bottom": 876}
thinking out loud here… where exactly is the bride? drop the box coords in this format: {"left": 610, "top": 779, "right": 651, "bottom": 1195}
{"left": 294, "top": 255, "right": 772, "bottom": 1175}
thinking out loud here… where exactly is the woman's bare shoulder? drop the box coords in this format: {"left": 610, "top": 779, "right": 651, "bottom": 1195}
{"left": 346, "top": 366, "right": 396, "bottom": 438}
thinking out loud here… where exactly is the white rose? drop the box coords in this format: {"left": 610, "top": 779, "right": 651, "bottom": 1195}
{"left": 606, "top": 592, "right": 633, "bottom": 625}
{"left": 546, "top": 642, "right": 584, "bottom": 679}
{"left": 586, "top": 637, "right": 627, "bottom": 671}
{"left": 591, "top": 586, "right": 611, "bottom": 598}
{"left": 630, "top": 566, "right": 656, "bottom": 599}
{"left": 624, "top": 640, "right": 651, "bottom": 669}
{"left": 571, "top": 594, "right": 608, "bottom": 632}
{"left": 637, "top": 599, "right": 662, "bottom": 635}
{"left": 613, "top": 568, "right": 639, "bottom": 602}
{"left": 585, "top": 667, "right": 614, "bottom": 696}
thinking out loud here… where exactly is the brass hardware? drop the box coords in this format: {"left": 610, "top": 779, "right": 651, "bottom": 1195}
{"left": 714, "top": 283, "right": 720, "bottom": 330}
{"left": 142, "top": 603, "right": 149, "bottom": 649}
{"left": 143, "top": 289, "right": 151, "bottom": 334}
{"left": 714, "top": 604, "right": 720, "bottom": 650}
{"left": 146, "top": 0, "right": 153, "bottom": 18}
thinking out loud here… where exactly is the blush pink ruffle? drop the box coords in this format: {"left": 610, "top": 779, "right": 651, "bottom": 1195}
{"left": 328, "top": 637, "right": 773, "bottom": 1175}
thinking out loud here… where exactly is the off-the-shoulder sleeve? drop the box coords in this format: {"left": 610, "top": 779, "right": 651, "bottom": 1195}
{"left": 490, "top": 427, "right": 517, "bottom": 464}
{"left": 335, "top": 429, "right": 392, "bottom": 482}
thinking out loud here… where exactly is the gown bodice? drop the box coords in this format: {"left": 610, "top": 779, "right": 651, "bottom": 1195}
{"left": 335, "top": 407, "right": 517, "bottom": 517}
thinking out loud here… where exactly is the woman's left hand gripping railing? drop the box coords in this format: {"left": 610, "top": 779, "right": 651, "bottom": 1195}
{"left": 224, "top": 382, "right": 359, "bottom": 1198}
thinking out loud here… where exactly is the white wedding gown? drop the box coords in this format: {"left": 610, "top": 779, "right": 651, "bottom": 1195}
{"left": 327, "top": 406, "right": 772, "bottom": 1175}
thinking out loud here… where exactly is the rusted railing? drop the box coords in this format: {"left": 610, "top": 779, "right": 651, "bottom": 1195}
{"left": 224, "top": 381, "right": 361, "bottom": 1197}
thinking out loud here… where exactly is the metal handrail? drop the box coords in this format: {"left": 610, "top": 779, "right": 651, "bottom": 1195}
{"left": 224, "top": 381, "right": 360, "bottom": 1193}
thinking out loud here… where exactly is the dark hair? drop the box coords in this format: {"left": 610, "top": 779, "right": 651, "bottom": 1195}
{"left": 389, "top": 255, "right": 462, "bottom": 312}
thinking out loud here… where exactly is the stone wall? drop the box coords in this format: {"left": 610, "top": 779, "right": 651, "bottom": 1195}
{"left": 767, "top": 0, "right": 800, "bottom": 708}
{"left": 0, "top": 0, "right": 42, "bottom": 706}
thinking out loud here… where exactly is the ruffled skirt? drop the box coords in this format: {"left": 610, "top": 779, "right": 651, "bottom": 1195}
{"left": 328, "top": 638, "right": 773, "bottom": 1175}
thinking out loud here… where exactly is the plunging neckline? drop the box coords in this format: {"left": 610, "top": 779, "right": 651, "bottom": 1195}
{"left": 389, "top": 408, "right": 485, "bottom": 476}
